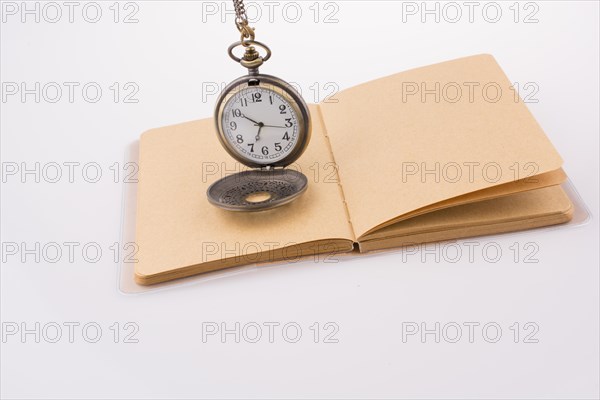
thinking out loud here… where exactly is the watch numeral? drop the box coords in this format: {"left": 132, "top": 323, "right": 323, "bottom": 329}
{"left": 269, "top": 95, "right": 273, "bottom": 105}
{"left": 247, "top": 143, "right": 254, "bottom": 153}
{"left": 282, "top": 132, "right": 290, "bottom": 141}
{"left": 275, "top": 143, "right": 282, "bottom": 152}
{"left": 240, "top": 98, "right": 248, "bottom": 107}
{"left": 236, "top": 134, "right": 243, "bottom": 144}
{"left": 232, "top": 109, "right": 242, "bottom": 117}
{"left": 251, "top": 93, "right": 262, "bottom": 103}
{"left": 285, "top": 118, "right": 293, "bottom": 127}
{"left": 230, "top": 121, "right": 237, "bottom": 130}
{"left": 279, "top": 104, "right": 287, "bottom": 114}
{"left": 261, "top": 146, "right": 269, "bottom": 155}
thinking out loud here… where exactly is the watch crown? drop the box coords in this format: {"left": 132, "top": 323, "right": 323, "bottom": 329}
{"left": 243, "top": 46, "right": 259, "bottom": 61}
{"left": 240, "top": 46, "right": 264, "bottom": 69}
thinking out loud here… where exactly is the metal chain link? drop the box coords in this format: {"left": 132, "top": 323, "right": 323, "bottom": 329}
{"left": 233, "top": 0, "right": 255, "bottom": 44}
{"left": 233, "top": 0, "right": 248, "bottom": 27}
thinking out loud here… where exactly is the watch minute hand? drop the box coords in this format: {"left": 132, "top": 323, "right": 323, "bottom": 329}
{"left": 241, "top": 114, "right": 261, "bottom": 125}
{"left": 261, "top": 124, "right": 288, "bottom": 128}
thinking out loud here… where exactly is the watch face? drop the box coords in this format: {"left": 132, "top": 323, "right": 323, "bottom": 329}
{"left": 220, "top": 84, "right": 303, "bottom": 166}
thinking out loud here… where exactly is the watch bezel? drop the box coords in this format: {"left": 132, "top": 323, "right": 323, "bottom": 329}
{"left": 215, "top": 74, "right": 311, "bottom": 169}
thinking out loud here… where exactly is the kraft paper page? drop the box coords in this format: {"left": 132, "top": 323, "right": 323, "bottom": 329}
{"left": 360, "top": 168, "right": 567, "bottom": 239}
{"left": 135, "top": 105, "right": 354, "bottom": 283}
{"left": 359, "top": 184, "right": 573, "bottom": 251}
{"left": 319, "top": 54, "right": 564, "bottom": 238}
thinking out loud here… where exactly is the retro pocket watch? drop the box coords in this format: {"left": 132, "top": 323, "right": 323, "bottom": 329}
{"left": 207, "top": 0, "right": 311, "bottom": 212}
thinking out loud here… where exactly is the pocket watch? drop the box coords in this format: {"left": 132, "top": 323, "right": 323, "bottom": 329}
{"left": 207, "top": 0, "right": 311, "bottom": 212}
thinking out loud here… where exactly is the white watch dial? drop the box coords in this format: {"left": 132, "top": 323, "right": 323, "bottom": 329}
{"left": 222, "top": 86, "right": 300, "bottom": 165}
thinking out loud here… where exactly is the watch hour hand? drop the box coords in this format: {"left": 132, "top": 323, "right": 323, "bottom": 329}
{"left": 255, "top": 122, "right": 264, "bottom": 141}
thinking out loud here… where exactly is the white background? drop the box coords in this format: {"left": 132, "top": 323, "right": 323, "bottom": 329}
{"left": 1, "top": 1, "right": 599, "bottom": 398}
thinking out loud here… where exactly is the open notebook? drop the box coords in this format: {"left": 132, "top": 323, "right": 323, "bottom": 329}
{"left": 134, "top": 54, "right": 572, "bottom": 285}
